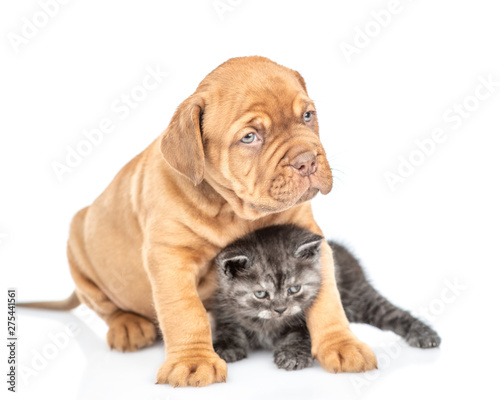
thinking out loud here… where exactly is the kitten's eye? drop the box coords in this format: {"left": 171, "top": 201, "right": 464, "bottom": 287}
{"left": 303, "top": 111, "right": 313, "bottom": 123}
{"left": 288, "top": 285, "right": 301, "bottom": 295}
{"left": 241, "top": 132, "right": 257, "bottom": 144}
{"left": 254, "top": 291, "right": 268, "bottom": 299}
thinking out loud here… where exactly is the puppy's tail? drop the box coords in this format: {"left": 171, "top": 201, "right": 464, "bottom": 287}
{"left": 17, "top": 291, "right": 80, "bottom": 311}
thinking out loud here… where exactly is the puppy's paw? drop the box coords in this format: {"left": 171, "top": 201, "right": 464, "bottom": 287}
{"left": 315, "top": 333, "right": 377, "bottom": 373}
{"left": 106, "top": 311, "right": 157, "bottom": 352}
{"left": 273, "top": 348, "right": 314, "bottom": 371}
{"left": 156, "top": 352, "right": 227, "bottom": 387}
{"left": 405, "top": 321, "right": 441, "bottom": 348}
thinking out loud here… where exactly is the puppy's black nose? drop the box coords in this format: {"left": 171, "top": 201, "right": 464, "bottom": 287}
{"left": 274, "top": 307, "right": 287, "bottom": 314}
{"left": 291, "top": 152, "right": 317, "bottom": 177}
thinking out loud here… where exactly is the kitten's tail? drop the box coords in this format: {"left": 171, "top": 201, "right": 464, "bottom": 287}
{"left": 17, "top": 291, "right": 80, "bottom": 311}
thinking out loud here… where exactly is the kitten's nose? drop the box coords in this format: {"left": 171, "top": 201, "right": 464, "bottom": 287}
{"left": 274, "top": 307, "right": 287, "bottom": 315}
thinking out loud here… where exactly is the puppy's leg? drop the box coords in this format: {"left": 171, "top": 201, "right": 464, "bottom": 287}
{"left": 306, "top": 240, "right": 378, "bottom": 373}
{"left": 67, "top": 208, "right": 157, "bottom": 352}
{"left": 145, "top": 244, "right": 227, "bottom": 387}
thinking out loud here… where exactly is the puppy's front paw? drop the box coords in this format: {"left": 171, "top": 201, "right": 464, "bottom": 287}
{"left": 315, "top": 332, "right": 377, "bottom": 373}
{"left": 156, "top": 352, "right": 227, "bottom": 387}
{"left": 274, "top": 348, "right": 314, "bottom": 371}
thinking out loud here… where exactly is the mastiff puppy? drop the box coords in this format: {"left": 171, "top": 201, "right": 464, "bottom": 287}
{"left": 23, "top": 56, "right": 377, "bottom": 386}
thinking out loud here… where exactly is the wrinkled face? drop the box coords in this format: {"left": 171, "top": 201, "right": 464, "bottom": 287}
{"left": 215, "top": 224, "right": 323, "bottom": 331}
{"left": 201, "top": 57, "right": 333, "bottom": 219}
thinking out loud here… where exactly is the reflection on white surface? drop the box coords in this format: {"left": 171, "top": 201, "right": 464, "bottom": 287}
{"left": 13, "top": 302, "right": 484, "bottom": 400}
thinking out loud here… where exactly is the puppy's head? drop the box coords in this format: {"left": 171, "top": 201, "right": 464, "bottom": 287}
{"left": 161, "top": 56, "right": 333, "bottom": 219}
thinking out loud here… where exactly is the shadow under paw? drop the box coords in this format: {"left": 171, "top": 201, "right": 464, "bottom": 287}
{"left": 274, "top": 348, "right": 314, "bottom": 371}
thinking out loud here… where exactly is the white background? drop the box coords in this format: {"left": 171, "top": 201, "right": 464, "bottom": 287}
{"left": 1, "top": 1, "right": 500, "bottom": 399}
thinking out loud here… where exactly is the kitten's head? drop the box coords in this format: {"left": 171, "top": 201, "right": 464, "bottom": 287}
{"left": 215, "top": 224, "right": 323, "bottom": 329}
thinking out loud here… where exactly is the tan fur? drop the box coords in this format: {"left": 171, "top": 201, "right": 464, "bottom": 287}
{"left": 25, "top": 56, "right": 377, "bottom": 386}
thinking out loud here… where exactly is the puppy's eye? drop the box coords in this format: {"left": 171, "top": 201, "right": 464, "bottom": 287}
{"left": 254, "top": 291, "right": 268, "bottom": 299}
{"left": 241, "top": 132, "right": 257, "bottom": 144}
{"left": 288, "top": 285, "right": 301, "bottom": 295}
{"left": 303, "top": 111, "right": 313, "bottom": 123}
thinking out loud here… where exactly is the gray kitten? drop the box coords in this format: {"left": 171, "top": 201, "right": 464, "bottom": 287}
{"left": 212, "top": 224, "right": 441, "bottom": 371}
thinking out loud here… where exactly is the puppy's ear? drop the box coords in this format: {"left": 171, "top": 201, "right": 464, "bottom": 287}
{"left": 216, "top": 254, "right": 250, "bottom": 279}
{"left": 160, "top": 95, "right": 205, "bottom": 185}
{"left": 294, "top": 234, "right": 323, "bottom": 259}
{"left": 294, "top": 71, "right": 308, "bottom": 94}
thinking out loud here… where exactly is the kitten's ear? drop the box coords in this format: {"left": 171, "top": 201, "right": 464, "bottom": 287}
{"left": 294, "top": 235, "right": 324, "bottom": 259}
{"left": 216, "top": 254, "right": 250, "bottom": 279}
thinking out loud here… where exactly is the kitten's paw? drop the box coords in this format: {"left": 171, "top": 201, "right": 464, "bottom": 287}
{"left": 405, "top": 321, "right": 441, "bottom": 348}
{"left": 156, "top": 352, "right": 227, "bottom": 387}
{"left": 314, "top": 333, "right": 378, "bottom": 373}
{"left": 274, "top": 348, "right": 314, "bottom": 371}
{"left": 214, "top": 343, "right": 247, "bottom": 363}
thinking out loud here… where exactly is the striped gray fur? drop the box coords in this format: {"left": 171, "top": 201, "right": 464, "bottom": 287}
{"left": 212, "top": 224, "right": 440, "bottom": 371}
{"left": 331, "top": 241, "right": 440, "bottom": 349}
